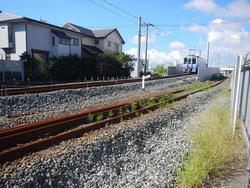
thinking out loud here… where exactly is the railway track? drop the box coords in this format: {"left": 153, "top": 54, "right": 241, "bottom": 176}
{"left": 0, "top": 80, "right": 223, "bottom": 163}
{"left": 0, "top": 74, "right": 191, "bottom": 96}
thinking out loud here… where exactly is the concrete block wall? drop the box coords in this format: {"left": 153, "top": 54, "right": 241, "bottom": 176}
{"left": 0, "top": 60, "right": 24, "bottom": 81}
{"left": 198, "top": 64, "right": 220, "bottom": 81}
{"left": 168, "top": 66, "right": 183, "bottom": 76}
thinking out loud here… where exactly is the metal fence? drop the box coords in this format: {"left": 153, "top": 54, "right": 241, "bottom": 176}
{"left": 231, "top": 54, "right": 250, "bottom": 187}
{"left": 0, "top": 60, "right": 24, "bottom": 82}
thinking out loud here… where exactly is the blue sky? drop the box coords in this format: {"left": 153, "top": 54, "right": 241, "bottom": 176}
{"left": 1, "top": 0, "right": 250, "bottom": 67}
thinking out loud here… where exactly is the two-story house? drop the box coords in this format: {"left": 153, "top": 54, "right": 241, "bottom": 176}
{"left": 0, "top": 12, "right": 125, "bottom": 61}
{"left": 63, "top": 23, "right": 125, "bottom": 56}
{"left": 0, "top": 13, "right": 83, "bottom": 61}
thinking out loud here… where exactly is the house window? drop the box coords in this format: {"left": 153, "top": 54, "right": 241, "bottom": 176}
{"left": 31, "top": 49, "right": 49, "bottom": 63}
{"left": 8, "top": 27, "right": 13, "bottom": 43}
{"left": 114, "top": 43, "right": 119, "bottom": 52}
{"left": 108, "top": 41, "right": 111, "bottom": 47}
{"left": 59, "top": 38, "right": 70, "bottom": 45}
{"left": 71, "top": 38, "right": 79, "bottom": 46}
{"left": 95, "top": 40, "right": 99, "bottom": 45}
{"left": 52, "top": 36, "right": 55, "bottom": 46}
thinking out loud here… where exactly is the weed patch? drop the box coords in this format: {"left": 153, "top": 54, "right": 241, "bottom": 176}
{"left": 177, "top": 105, "right": 242, "bottom": 188}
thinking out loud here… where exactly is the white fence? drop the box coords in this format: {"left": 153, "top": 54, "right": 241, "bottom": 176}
{"left": 231, "top": 54, "right": 250, "bottom": 187}
{"left": 0, "top": 60, "right": 24, "bottom": 82}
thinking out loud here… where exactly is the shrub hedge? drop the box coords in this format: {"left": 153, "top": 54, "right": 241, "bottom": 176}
{"left": 20, "top": 52, "right": 134, "bottom": 82}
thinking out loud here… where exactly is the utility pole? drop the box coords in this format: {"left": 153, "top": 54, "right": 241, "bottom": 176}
{"left": 144, "top": 22, "right": 153, "bottom": 75}
{"left": 207, "top": 41, "right": 210, "bottom": 67}
{"left": 137, "top": 16, "right": 141, "bottom": 77}
{"left": 216, "top": 53, "right": 219, "bottom": 67}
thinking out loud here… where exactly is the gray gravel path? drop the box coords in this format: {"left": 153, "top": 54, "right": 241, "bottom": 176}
{"left": 0, "top": 76, "right": 196, "bottom": 128}
{"left": 0, "top": 80, "right": 227, "bottom": 188}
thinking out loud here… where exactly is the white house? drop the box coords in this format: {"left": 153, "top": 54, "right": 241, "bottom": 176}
{"left": 0, "top": 13, "right": 83, "bottom": 61}
{"left": 0, "top": 12, "right": 125, "bottom": 62}
{"left": 63, "top": 23, "right": 125, "bottom": 55}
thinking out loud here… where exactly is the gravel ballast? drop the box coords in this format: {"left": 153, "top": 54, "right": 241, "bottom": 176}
{"left": 0, "top": 75, "right": 196, "bottom": 128}
{"left": 0, "top": 80, "right": 227, "bottom": 187}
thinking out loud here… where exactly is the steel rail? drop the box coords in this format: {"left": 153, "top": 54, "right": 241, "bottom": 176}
{"left": 0, "top": 89, "right": 185, "bottom": 136}
{"left": 0, "top": 74, "right": 191, "bottom": 96}
{"left": 0, "top": 80, "right": 223, "bottom": 163}
{"left": 0, "top": 89, "right": 185, "bottom": 149}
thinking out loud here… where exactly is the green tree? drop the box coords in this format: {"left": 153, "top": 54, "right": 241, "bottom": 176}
{"left": 20, "top": 52, "right": 52, "bottom": 81}
{"left": 152, "top": 64, "right": 167, "bottom": 77}
{"left": 96, "top": 52, "right": 134, "bottom": 78}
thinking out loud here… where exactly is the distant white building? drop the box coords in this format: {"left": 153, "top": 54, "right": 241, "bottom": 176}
{"left": 0, "top": 12, "right": 125, "bottom": 61}
{"left": 130, "top": 58, "right": 149, "bottom": 78}
{"left": 220, "top": 67, "right": 234, "bottom": 75}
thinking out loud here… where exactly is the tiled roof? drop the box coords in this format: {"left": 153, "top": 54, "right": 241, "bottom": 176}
{"left": 64, "top": 23, "right": 125, "bottom": 44}
{"left": 65, "top": 23, "right": 95, "bottom": 37}
{"left": 51, "top": 30, "right": 71, "bottom": 39}
{"left": 0, "top": 12, "right": 22, "bottom": 22}
{"left": 0, "top": 13, "right": 82, "bottom": 36}
{"left": 92, "top": 29, "right": 115, "bottom": 38}
{"left": 82, "top": 45, "right": 103, "bottom": 55}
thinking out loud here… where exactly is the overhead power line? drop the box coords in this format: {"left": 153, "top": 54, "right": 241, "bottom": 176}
{"left": 153, "top": 18, "right": 250, "bottom": 28}
{"left": 89, "top": 0, "right": 197, "bottom": 48}
{"left": 89, "top": 0, "right": 137, "bottom": 25}
{"left": 150, "top": 25, "right": 196, "bottom": 49}
{"left": 102, "top": 0, "right": 137, "bottom": 20}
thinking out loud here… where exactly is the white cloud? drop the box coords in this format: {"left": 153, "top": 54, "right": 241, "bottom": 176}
{"left": 211, "top": 18, "right": 223, "bottom": 24}
{"left": 170, "top": 41, "right": 185, "bottom": 50}
{"left": 181, "top": 15, "right": 250, "bottom": 66}
{"left": 125, "top": 48, "right": 137, "bottom": 57}
{"left": 185, "top": 0, "right": 250, "bottom": 18}
{"left": 130, "top": 33, "right": 156, "bottom": 45}
{"left": 182, "top": 24, "right": 207, "bottom": 33}
{"left": 125, "top": 48, "right": 185, "bottom": 67}
{"left": 220, "top": 0, "right": 250, "bottom": 18}
{"left": 184, "top": 0, "right": 218, "bottom": 13}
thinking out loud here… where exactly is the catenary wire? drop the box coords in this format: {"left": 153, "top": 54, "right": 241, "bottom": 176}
{"left": 89, "top": 0, "right": 137, "bottom": 25}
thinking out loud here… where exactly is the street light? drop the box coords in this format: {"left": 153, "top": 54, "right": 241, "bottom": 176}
{"left": 144, "top": 22, "right": 154, "bottom": 75}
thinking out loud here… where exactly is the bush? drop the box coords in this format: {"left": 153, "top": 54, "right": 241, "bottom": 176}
{"left": 96, "top": 52, "right": 134, "bottom": 78}
{"left": 51, "top": 55, "right": 85, "bottom": 81}
{"left": 20, "top": 52, "right": 134, "bottom": 82}
{"left": 20, "top": 52, "right": 52, "bottom": 81}
{"left": 152, "top": 64, "right": 167, "bottom": 77}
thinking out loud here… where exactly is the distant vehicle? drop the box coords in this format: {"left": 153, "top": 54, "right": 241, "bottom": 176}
{"left": 183, "top": 55, "right": 207, "bottom": 73}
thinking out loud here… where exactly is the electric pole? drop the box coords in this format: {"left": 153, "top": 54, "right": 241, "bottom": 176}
{"left": 207, "top": 42, "right": 210, "bottom": 67}
{"left": 144, "top": 22, "right": 153, "bottom": 75}
{"left": 137, "top": 16, "right": 141, "bottom": 77}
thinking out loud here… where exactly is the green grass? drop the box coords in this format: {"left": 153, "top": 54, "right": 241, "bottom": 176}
{"left": 177, "top": 104, "right": 241, "bottom": 188}
{"left": 184, "top": 81, "right": 214, "bottom": 92}
{"left": 87, "top": 113, "right": 94, "bottom": 122}
{"left": 96, "top": 113, "right": 104, "bottom": 121}
{"left": 108, "top": 110, "right": 114, "bottom": 118}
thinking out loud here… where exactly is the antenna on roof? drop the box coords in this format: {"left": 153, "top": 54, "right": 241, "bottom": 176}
{"left": 39, "top": 16, "right": 47, "bottom": 23}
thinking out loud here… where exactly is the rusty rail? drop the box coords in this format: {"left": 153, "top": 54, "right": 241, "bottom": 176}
{"left": 0, "top": 80, "right": 223, "bottom": 163}
{"left": 0, "top": 74, "right": 191, "bottom": 96}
